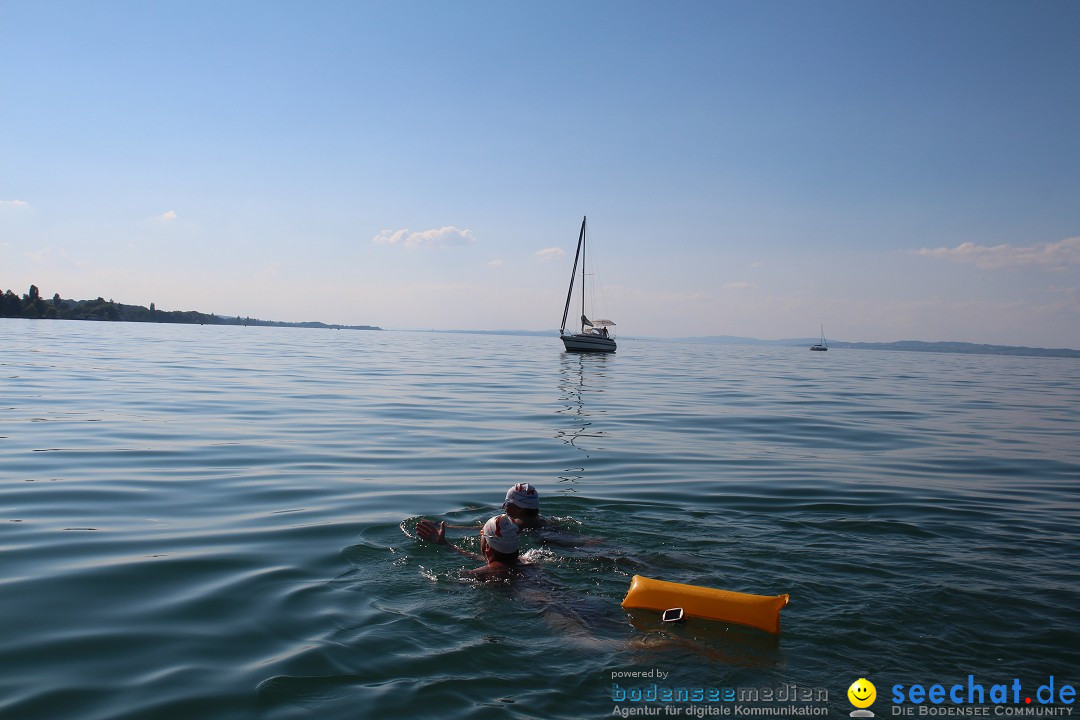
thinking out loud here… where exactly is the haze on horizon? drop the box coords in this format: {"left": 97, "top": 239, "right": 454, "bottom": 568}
{"left": 2, "top": 2, "right": 1078, "bottom": 348}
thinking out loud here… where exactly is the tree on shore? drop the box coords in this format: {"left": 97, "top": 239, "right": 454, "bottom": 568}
{"left": 2, "top": 289, "right": 22, "bottom": 317}
{"left": 1, "top": 283, "right": 380, "bottom": 330}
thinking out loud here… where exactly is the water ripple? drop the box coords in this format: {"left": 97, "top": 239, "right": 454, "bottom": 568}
{"left": 1, "top": 321, "right": 1078, "bottom": 719}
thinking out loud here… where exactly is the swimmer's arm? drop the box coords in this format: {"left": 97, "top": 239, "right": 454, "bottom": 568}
{"left": 417, "top": 520, "right": 483, "bottom": 562}
{"left": 461, "top": 563, "right": 510, "bottom": 582}
{"left": 444, "top": 540, "right": 483, "bottom": 563}
{"left": 536, "top": 532, "right": 598, "bottom": 548}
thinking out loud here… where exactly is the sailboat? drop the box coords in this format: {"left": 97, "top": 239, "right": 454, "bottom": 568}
{"left": 560, "top": 216, "right": 616, "bottom": 353}
{"left": 810, "top": 325, "right": 828, "bottom": 351}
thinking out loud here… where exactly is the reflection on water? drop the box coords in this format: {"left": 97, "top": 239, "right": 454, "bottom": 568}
{"left": 624, "top": 610, "right": 784, "bottom": 669}
{"left": 555, "top": 352, "right": 612, "bottom": 494}
{"left": 552, "top": 349, "right": 613, "bottom": 459}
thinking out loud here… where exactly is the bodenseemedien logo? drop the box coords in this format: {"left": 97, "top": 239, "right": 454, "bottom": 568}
{"left": 848, "top": 679, "right": 877, "bottom": 718}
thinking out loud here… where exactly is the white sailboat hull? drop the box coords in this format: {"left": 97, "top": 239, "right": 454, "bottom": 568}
{"left": 561, "top": 333, "right": 616, "bottom": 353}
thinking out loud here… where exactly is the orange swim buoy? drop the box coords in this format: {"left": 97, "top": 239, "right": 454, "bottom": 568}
{"left": 621, "top": 575, "right": 790, "bottom": 634}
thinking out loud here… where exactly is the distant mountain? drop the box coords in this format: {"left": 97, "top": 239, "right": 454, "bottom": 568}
{"left": 415, "top": 328, "right": 1078, "bottom": 357}
{"left": 673, "top": 335, "right": 804, "bottom": 346}
{"left": 212, "top": 316, "right": 381, "bottom": 331}
{"left": 672, "top": 335, "right": 1080, "bottom": 358}
{"left": 826, "top": 340, "right": 1080, "bottom": 358}
{"left": 420, "top": 328, "right": 555, "bottom": 337}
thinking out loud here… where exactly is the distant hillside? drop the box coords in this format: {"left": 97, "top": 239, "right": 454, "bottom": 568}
{"left": 675, "top": 335, "right": 1080, "bottom": 358}
{"left": 675, "top": 335, "right": 800, "bottom": 346}
{"left": 413, "top": 328, "right": 1078, "bottom": 357}
{"left": 1, "top": 284, "right": 381, "bottom": 331}
{"left": 423, "top": 328, "right": 556, "bottom": 337}
{"left": 826, "top": 340, "right": 1079, "bottom": 358}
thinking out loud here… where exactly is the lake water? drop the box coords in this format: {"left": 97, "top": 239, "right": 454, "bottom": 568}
{"left": 2, "top": 319, "right": 1078, "bottom": 719}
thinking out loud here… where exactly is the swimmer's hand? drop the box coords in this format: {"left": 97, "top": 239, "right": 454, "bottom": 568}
{"left": 416, "top": 519, "right": 446, "bottom": 545}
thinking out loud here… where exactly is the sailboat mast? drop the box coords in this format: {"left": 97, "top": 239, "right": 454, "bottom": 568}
{"left": 580, "top": 217, "right": 586, "bottom": 331}
{"left": 560, "top": 216, "right": 586, "bottom": 334}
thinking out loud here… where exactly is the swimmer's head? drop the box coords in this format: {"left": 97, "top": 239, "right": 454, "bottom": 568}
{"left": 504, "top": 483, "right": 540, "bottom": 514}
{"left": 481, "top": 514, "right": 520, "bottom": 561}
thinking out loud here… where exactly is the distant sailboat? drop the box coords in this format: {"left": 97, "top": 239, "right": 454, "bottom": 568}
{"left": 560, "top": 216, "right": 616, "bottom": 353}
{"left": 810, "top": 325, "right": 828, "bottom": 351}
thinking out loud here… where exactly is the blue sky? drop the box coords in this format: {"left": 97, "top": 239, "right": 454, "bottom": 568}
{"left": 2, "top": 1, "right": 1079, "bottom": 347}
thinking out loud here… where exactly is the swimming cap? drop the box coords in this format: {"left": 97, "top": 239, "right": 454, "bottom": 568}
{"left": 482, "top": 514, "right": 520, "bottom": 555}
{"left": 503, "top": 482, "right": 540, "bottom": 510}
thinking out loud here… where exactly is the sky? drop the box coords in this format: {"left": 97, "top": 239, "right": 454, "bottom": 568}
{"left": 2, "top": 1, "right": 1079, "bottom": 347}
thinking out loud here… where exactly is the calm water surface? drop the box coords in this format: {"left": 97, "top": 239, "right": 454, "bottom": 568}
{"left": 2, "top": 319, "right": 1078, "bottom": 719}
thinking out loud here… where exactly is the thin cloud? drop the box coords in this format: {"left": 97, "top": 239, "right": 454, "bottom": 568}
{"left": 23, "top": 246, "right": 87, "bottom": 267}
{"left": 0, "top": 199, "right": 29, "bottom": 208}
{"left": 724, "top": 282, "right": 757, "bottom": 290}
{"left": 535, "top": 247, "right": 565, "bottom": 261}
{"left": 915, "top": 237, "right": 1080, "bottom": 270}
{"left": 161, "top": 210, "right": 177, "bottom": 220}
{"left": 373, "top": 226, "right": 476, "bottom": 248}
{"left": 261, "top": 261, "right": 285, "bottom": 280}
{"left": 487, "top": 259, "right": 505, "bottom": 268}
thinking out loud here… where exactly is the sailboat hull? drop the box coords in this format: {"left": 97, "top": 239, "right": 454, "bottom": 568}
{"left": 561, "top": 334, "right": 617, "bottom": 353}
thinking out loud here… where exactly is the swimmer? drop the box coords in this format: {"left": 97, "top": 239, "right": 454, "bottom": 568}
{"left": 503, "top": 482, "right": 544, "bottom": 529}
{"left": 504, "top": 482, "right": 599, "bottom": 548}
{"left": 438, "top": 482, "right": 544, "bottom": 531}
{"left": 416, "top": 514, "right": 521, "bottom": 581}
{"left": 427, "top": 483, "right": 591, "bottom": 548}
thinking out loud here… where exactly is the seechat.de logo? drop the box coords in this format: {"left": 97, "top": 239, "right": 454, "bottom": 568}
{"left": 849, "top": 678, "right": 877, "bottom": 718}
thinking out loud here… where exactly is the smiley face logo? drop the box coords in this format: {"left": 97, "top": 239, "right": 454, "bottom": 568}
{"left": 848, "top": 678, "right": 876, "bottom": 709}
